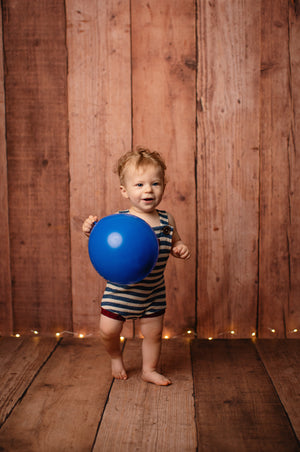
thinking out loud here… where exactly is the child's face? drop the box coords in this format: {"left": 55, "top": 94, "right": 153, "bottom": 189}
{"left": 120, "top": 162, "right": 165, "bottom": 214}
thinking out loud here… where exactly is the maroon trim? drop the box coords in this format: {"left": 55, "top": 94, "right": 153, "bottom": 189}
{"left": 101, "top": 308, "right": 125, "bottom": 322}
{"left": 142, "top": 309, "right": 165, "bottom": 319}
{"left": 101, "top": 307, "right": 166, "bottom": 321}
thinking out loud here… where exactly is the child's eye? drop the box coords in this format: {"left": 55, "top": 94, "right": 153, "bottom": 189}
{"left": 153, "top": 182, "right": 160, "bottom": 186}
{"left": 136, "top": 183, "right": 143, "bottom": 187}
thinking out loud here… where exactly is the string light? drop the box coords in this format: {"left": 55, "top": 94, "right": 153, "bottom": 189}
{"left": 53, "top": 330, "right": 92, "bottom": 338}
{"left": 218, "top": 329, "right": 237, "bottom": 337}
{"left": 10, "top": 325, "right": 299, "bottom": 339}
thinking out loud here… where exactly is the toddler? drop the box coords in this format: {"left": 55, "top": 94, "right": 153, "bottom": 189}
{"left": 83, "top": 147, "right": 190, "bottom": 385}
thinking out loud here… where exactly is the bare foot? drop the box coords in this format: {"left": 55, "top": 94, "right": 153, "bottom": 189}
{"left": 142, "top": 370, "right": 172, "bottom": 386}
{"left": 111, "top": 356, "right": 127, "bottom": 380}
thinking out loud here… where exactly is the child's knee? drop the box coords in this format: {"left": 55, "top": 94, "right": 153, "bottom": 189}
{"left": 140, "top": 315, "right": 164, "bottom": 338}
{"left": 141, "top": 324, "right": 163, "bottom": 341}
{"left": 100, "top": 315, "right": 123, "bottom": 339}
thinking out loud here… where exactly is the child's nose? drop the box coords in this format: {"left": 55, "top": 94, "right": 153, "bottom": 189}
{"left": 145, "top": 184, "right": 153, "bottom": 192}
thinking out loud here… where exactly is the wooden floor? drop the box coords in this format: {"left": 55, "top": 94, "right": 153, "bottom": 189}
{"left": 0, "top": 337, "right": 299, "bottom": 452}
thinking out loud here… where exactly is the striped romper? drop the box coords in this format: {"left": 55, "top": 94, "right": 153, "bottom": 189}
{"left": 101, "top": 209, "right": 173, "bottom": 321}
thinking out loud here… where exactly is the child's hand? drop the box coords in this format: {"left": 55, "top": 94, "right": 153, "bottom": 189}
{"left": 82, "top": 215, "right": 98, "bottom": 236}
{"left": 171, "top": 242, "right": 191, "bottom": 260}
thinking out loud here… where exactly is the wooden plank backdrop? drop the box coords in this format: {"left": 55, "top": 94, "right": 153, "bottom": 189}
{"left": 0, "top": 0, "right": 299, "bottom": 339}
{"left": 196, "top": 0, "right": 261, "bottom": 339}
{"left": 0, "top": 4, "right": 13, "bottom": 336}
{"left": 66, "top": 0, "right": 132, "bottom": 337}
{"left": 130, "top": 0, "right": 196, "bottom": 336}
{"left": 259, "top": 0, "right": 300, "bottom": 338}
{"left": 1, "top": 0, "right": 72, "bottom": 335}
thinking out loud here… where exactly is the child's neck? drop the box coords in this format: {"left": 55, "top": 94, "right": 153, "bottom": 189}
{"left": 128, "top": 208, "right": 161, "bottom": 227}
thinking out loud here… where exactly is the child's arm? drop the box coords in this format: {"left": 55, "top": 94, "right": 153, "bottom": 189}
{"left": 82, "top": 215, "right": 98, "bottom": 237}
{"left": 167, "top": 212, "right": 191, "bottom": 260}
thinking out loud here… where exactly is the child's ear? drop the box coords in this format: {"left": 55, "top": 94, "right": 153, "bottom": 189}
{"left": 120, "top": 185, "right": 129, "bottom": 199}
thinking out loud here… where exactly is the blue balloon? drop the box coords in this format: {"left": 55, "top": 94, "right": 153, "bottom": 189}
{"left": 88, "top": 214, "right": 159, "bottom": 284}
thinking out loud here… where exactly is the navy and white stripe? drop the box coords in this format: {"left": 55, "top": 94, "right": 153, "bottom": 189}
{"left": 101, "top": 210, "right": 173, "bottom": 319}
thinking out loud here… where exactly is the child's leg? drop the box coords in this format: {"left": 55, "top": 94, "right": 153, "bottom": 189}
{"left": 99, "top": 314, "right": 127, "bottom": 380}
{"left": 139, "top": 315, "right": 171, "bottom": 386}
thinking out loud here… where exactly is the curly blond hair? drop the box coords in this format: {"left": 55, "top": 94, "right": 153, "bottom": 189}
{"left": 117, "top": 146, "right": 166, "bottom": 185}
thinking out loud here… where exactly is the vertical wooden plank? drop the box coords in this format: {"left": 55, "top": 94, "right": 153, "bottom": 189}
{"left": 197, "top": 1, "right": 260, "bottom": 338}
{"left": 2, "top": 0, "right": 71, "bottom": 334}
{"left": 286, "top": 1, "right": 300, "bottom": 338}
{"left": 0, "top": 4, "right": 13, "bottom": 335}
{"left": 66, "top": 0, "right": 133, "bottom": 337}
{"left": 259, "top": 0, "right": 298, "bottom": 337}
{"left": 131, "top": 0, "right": 197, "bottom": 337}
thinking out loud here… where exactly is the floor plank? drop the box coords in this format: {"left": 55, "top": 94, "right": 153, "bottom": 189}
{"left": 0, "top": 337, "right": 58, "bottom": 427}
{"left": 94, "top": 338, "right": 197, "bottom": 452}
{"left": 0, "top": 338, "right": 113, "bottom": 451}
{"left": 255, "top": 339, "right": 300, "bottom": 440}
{"left": 191, "top": 339, "right": 300, "bottom": 452}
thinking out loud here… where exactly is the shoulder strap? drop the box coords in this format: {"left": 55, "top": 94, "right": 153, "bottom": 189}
{"left": 157, "top": 209, "right": 169, "bottom": 225}
{"left": 118, "top": 209, "right": 130, "bottom": 214}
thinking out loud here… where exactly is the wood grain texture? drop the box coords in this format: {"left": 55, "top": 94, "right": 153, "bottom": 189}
{"left": 0, "top": 4, "right": 13, "bottom": 335}
{"left": 0, "top": 338, "right": 113, "bottom": 451}
{"left": 2, "top": 0, "right": 71, "bottom": 334}
{"left": 286, "top": 1, "right": 300, "bottom": 338}
{"left": 196, "top": 0, "right": 261, "bottom": 338}
{"left": 94, "top": 338, "right": 197, "bottom": 451}
{"left": 66, "top": 0, "right": 133, "bottom": 337}
{"left": 255, "top": 339, "right": 300, "bottom": 440}
{"left": 131, "top": 0, "right": 197, "bottom": 337}
{"left": 259, "top": 0, "right": 298, "bottom": 337}
{"left": 0, "top": 1, "right": 299, "bottom": 338}
{"left": 191, "top": 339, "right": 300, "bottom": 451}
{"left": 0, "top": 337, "right": 58, "bottom": 427}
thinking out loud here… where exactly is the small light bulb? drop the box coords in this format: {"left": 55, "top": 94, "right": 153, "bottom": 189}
{"left": 164, "top": 335, "right": 169, "bottom": 339}
{"left": 230, "top": 330, "right": 235, "bottom": 335}
{"left": 33, "top": 330, "right": 38, "bottom": 335}
{"left": 56, "top": 332, "right": 60, "bottom": 337}
{"left": 120, "top": 336, "right": 125, "bottom": 342}
{"left": 187, "top": 330, "right": 192, "bottom": 334}
{"left": 78, "top": 333, "right": 84, "bottom": 338}
{"left": 15, "top": 333, "right": 20, "bottom": 338}
{"left": 208, "top": 337, "right": 213, "bottom": 341}
{"left": 293, "top": 328, "right": 298, "bottom": 333}
{"left": 251, "top": 332, "right": 256, "bottom": 337}
{"left": 271, "top": 328, "right": 276, "bottom": 333}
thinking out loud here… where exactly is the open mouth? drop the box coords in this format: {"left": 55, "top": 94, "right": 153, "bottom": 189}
{"left": 143, "top": 198, "right": 154, "bottom": 202}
